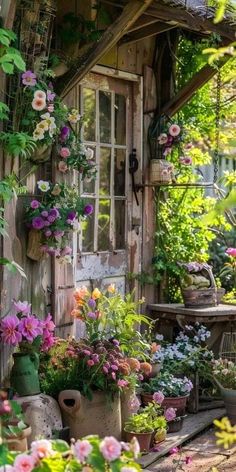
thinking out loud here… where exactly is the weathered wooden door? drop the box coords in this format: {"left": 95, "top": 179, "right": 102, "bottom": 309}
{"left": 76, "top": 71, "right": 142, "bottom": 294}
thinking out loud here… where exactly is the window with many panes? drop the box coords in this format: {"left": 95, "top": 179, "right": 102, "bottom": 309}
{"left": 79, "top": 85, "right": 128, "bottom": 253}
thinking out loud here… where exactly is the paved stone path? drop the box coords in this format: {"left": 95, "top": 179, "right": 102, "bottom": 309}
{"left": 145, "top": 429, "right": 236, "bottom": 471}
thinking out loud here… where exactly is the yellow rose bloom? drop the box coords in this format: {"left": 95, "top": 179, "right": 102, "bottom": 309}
{"left": 92, "top": 288, "right": 101, "bottom": 300}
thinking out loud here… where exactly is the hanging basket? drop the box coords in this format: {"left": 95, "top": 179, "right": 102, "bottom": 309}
{"left": 182, "top": 265, "right": 217, "bottom": 308}
{"left": 150, "top": 159, "right": 173, "bottom": 185}
{"left": 27, "top": 229, "right": 43, "bottom": 261}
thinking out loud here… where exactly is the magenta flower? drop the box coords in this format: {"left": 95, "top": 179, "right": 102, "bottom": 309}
{"left": 169, "top": 447, "right": 179, "bottom": 455}
{"left": 153, "top": 391, "right": 165, "bottom": 405}
{"left": 164, "top": 407, "right": 176, "bottom": 422}
{"left": 92, "top": 353, "right": 99, "bottom": 363}
{"left": 60, "top": 126, "right": 70, "bottom": 141}
{"left": 73, "top": 439, "right": 92, "bottom": 462}
{"left": 32, "top": 216, "right": 45, "bottom": 230}
{"left": 84, "top": 204, "right": 93, "bottom": 215}
{"left": 30, "top": 200, "right": 40, "bottom": 209}
{"left": 49, "top": 208, "right": 60, "bottom": 219}
{"left": 22, "top": 70, "right": 37, "bottom": 86}
{"left": 47, "top": 215, "right": 56, "bottom": 223}
{"left": 100, "top": 436, "right": 121, "bottom": 462}
{"left": 41, "top": 210, "right": 49, "bottom": 218}
{"left": 67, "top": 211, "right": 76, "bottom": 221}
{"left": 53, "top": 230, "right": 64, "bottom": 238}
{"left": 46, "top": 90, "right": 56, "bottom": 102}
{"left": 0, "top": 315, "right": 22, "bottom": 346}
{"left": 117, "top": 379, "right": 129, "bottom": 388}
{"left": 226, "top": 248, "right": 236, "bottom": 258}
{"left": 41, "top": 330, "right": 55, "bottom": 351}
{"left": 13, "top": 300, "right": 31, "bottom": 314}
{"left": 18, "top": 315, "right": 43, "bottom": 342}
{"left": 43, "top": 314, "right": 55, "bottom": 332}
{"left": 185, "top": 456, "right": 193, "bottom": 465}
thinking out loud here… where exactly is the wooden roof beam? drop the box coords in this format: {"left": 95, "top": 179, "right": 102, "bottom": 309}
{"left": 56, "top": 0, "right": 154, "bottom": 98}
{"left": 120, "top": 21, "right": 176, "bottom": 45}
{"left": 127, "top": 15, "right": 162, "bottom": 33}
{"left": 145, "top": 55, "right": 231, "bottom": 117}
{"left": 145, "top": 4, "right": 235, "bottom": 41}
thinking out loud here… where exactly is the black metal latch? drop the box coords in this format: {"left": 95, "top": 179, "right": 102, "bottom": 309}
{"left": 129, "top": 148, "right": 139, "bottom": 206}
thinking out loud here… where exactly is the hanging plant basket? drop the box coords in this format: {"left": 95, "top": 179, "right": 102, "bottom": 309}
{"left": 150, "top": 159, "right": 173, "bottom": 185}
{"left": 27, "top": 229, "right": 43, "bottom": 261}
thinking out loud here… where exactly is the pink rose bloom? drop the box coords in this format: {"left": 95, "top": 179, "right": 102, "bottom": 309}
{"left": 103, "top": 366, "right": 109, "bottom": 374}
{"left": 58, "top": 161, "right": 68, "bottom": 173}
{"left": 31, "top": 439, "right": 54, "bottom": 459}
{"left": 13, "top": 300, "right": 31, "bottom": 314}
{"left": 13, "top": 453, "right": 35, "bottom": 472}
{"left": 100, "top": 436, "right": 121, "bottom": 462}
{"left": 165, "top": 407, "right": 176, "bottom": 422}
{"left": 73, "top": 439, "right": 92, "bottom": 462}
{"left": 0, "top": 315, "right": 22, "bottom": 346}
{"left": 18, "top": 315, "right": 43, "bottom": 342}
{"left": 153, "top": 391, "right": 165, "bottom": 405}
{"left": 117, "top": 379, "right": 129, "bottom": 388}
{"left": 87, "top": 359, "right": 94, "bottom": 367}
{"left": 34, "top": 90, "right": 46, "bottom": 100}
{"left": 169, "top": 124, "right": 181, "bottom": 137}
{"left": 185, "top": 142, "right": 193, "bottom": 150}
{"left": 179, "top": 156, "right": 192, "bottom": 166}
{"left": 32, "top": 97, "right": 46, "bottom": 111}
{"left": 60, "top": 147, "right": 71, "bottom": 158}
{"left": 226, "top": 248, "right": 236, "bottom": 258}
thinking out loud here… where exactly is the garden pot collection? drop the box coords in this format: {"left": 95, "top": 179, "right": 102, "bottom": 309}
{"left": 125, "top": 430, "right": 153, "bottom": 452}
{"left": 6, "top": 425, "right": 31, "bottom": 452}
{"left": 59, "top": 390, "right": 122, "bottom": 439}
{"left": 10, "top": 352, "right": 40, "bottom": 397}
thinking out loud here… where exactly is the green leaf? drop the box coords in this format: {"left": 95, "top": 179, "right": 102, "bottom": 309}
{"left": 51, "top": 439, "right": 70, "bottom": 453}
{"left": 1, "top": 62, "right": 14, "bottom": 74}
{"left": 13, "top": 54, "right": 26, "bottom": 71}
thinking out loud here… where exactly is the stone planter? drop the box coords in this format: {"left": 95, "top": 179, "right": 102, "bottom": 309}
{"left": 6, "top": 425, "right": 31, "bottom": 452}
{"left": 58, "top": 390, "right": 122, "bottom": 439}
{"left": 214, "top": 378, "right": 236, "bottom": 425}
{"left": 10, "top": 352, "right": 40, "bottom": 396}
{"left": 125, "top": 430, "right": 153, "bottom": 452}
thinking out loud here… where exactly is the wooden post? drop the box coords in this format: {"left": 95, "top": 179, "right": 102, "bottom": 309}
{"left": 56, "top": 0, "right": 154, "bottom": 97}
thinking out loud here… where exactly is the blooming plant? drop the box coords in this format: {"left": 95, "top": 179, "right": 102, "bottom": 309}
{"left": 212, "top": 358, "right": 236, "bottom": 389}
{"left": 0, "top": 391, "right": 27, "bottom": 439}
{"left": 157, "top": 122, "right": 192, "bottom": 166}
{"left": 0, "top": 300, "right": 55, "bottom": 353}
{"left": 151, "top": 324, "right": 213, "bottom": 374}
{"left": 0, "top": 435, "right": 141, "bottom": 471}
{"left": 39, "top": 337, "right": 140, "bottom": 401}
{"left": 142, "top": 372, "right": 193, "bottom": 397}
{"left": 71, "top": 285, "right": 151, "bottom": 357}
{"left": 26, "top": 181, "right": 93, "bottom": 261}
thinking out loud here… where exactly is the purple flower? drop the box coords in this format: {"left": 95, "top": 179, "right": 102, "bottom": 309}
{"left": 112, "top": 339, "right": 120, "bottom": 347}
{"left": 87, "top": 312, "right": 96, "bottom": 320}
{"left": 47, "top": 215, "right": 56, "bottom": 223}
{"left": 18, "top": 315, "right": 43, "bottom": 342}
{"left": 60, "top": 246, "right": 72, "bottom": 256}
{"left": 88, "top": 298, "right": 96, "bottom": 309}
{"left": 0, "top": 315, "right": 22, "bottom": 346}
{"left": 92, "top": 354, "right": 99, "bottom": 363}
{"left": 41, "top": 329, "right": 55, "bottom": 351}
{"left": 44, "top": 230, "right": 52, "bottom": 237}
{"left": 30, "top": 200, "right": 40, "bottom": 209}
{"left": 41, "top": 210, "right": 48, "bottom": 218}
{"left": 153, "top": 391, "right": 165, "bottom": 405}
{"left": 22, "top": 70, "right": 37, "bottom": 86}
{"left": 46, "top": 90, "right": 56, "bottom": 102}
{"left": 84, "top": 204, "right": 93, "bottom": 216}
{"left": 67, "top": 211, "right": 76, "bottom": 221}
{"left": 13, "top": 300, "right": 31, "bottom": 314}
{"left": 60, "top": 126, "right": 70, "bottom": 141}
{"left": 164, "top": 407, "right": 176, "bottom": 422}
{"left": 43, "top": 221, "right": 50, "bottom": 227}
{"left": 32, "top": 216, "right": 45, "bottom": 230}
{"left": 49, "top": 208, "right": 60, "bottom": 219}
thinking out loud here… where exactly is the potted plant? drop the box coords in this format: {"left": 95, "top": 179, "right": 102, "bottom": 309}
{"left": 0, "top": 300, "right": 55, "bottom": 396}
{"left": 212, "top": 358, "right": 236, "bottom": 425}
{"left": 0, "top": 391, "right": 31, "bottom": 452}
{"left": 124, "top": 412, "right": 154, "bottom": 452}
{"left": 25, "top": 181, "right": 94, "bottom": 262}
{"left": 180, "top": 262, "right": 217, "bottom": 308}
{"left": 141, "top": 372, "right": 193, "bottom": 417}
{"left": 0, "top": 434, "right": 142, "bottom": 471}
{"left": 140, "top": 398, "right": 169, "bottom": 445}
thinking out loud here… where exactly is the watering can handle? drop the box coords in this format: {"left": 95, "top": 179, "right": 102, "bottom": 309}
{"left": 30, "top": 352, "right": 39, "bottom": 370}
{"left": 58, "top": 390, "right": 81, "bottom": 415}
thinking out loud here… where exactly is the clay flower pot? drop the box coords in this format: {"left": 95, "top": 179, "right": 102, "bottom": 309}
{"left": 125, "top": 430, "right": 153, "bottom": 452}
{"left": 167, "top": 416, "right": 184, "bottom": 433}
{"left": 141, "top": 393, "right": 188, "bottom": 417}
{"left": 6, "top": 425, "right": 31, "bottom": 452}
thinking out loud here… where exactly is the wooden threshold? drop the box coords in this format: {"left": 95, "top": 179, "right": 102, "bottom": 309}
{"left": 139, "top": 408, "right": 225, "bottom": 469}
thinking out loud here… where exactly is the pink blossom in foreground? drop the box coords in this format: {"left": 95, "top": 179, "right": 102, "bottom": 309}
{"left": 18, "top": 315, "right": 43, "bottom": 342}
{"left": 73, "top": 439, "right": 93, "bottom": 462}
{"left": 100, "top": 436, "right": 122, "bottom": 461}
{"left": 13, "top": 453, "right": 35, "bottom": 472}
{"left": 0, "top": 315, "right": 22, "bottom": 346}
{"left": 31, "top": 439, "right": 54, "bottom": 459}
{"left": 60, "top": 147, "right": 71, "bottom": 158}
{"left": 153, "top": 391, "right": 165, "bottom": 405}
{"left": 226, "top": 247, "right": 236, "bottom": 258}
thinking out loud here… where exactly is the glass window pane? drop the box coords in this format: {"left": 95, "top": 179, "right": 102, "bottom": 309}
{"left": 99, "top": 91, "right": 111, "bottom": 143}
{"left": 82, "top": 147, "right": 96, "bottom": 195}
{"left": 115, "top": 200, "right": 125, "bottom": 249}
{"left": 81, "top": 200, "right": 95, "bottom": 252}
{"left": 100, "top": 148, "right": 111, "bottom": 196}
{"left": 98, "top": 199, "right": 110, "bottom": 251}
{"left": 115, "top": 94, "right": 126, "bottom": 145}
{"left": 114, "top": 149, "right": 126, "bottom": 196}
{"left": 83, "top": 88, "right": 96, "bottom": 141}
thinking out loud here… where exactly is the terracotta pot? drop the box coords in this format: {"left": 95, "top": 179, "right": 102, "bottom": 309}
{"left": 5, "top": 425, "right": 31, "bottom": 452}
{"left": 167, "top": 416, "right": 184, "bottom": 433}
{"left": 59, "top": 390, "right": 121, "bottom": 439}
{"left": 141, "top": 393, "right": 188, "bottom": 416}
{"left": 125, "top": 430, "right": 153, "bottom": 452}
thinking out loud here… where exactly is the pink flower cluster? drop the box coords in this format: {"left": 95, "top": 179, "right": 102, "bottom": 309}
{"left": 157, "top": 123, "right": 193, "bottom": 167}
{"left": 226, "top": 247, "right": 236, "bottom": 258}
{"left": 0, "top": 301, "right": 55, "bottom": 351}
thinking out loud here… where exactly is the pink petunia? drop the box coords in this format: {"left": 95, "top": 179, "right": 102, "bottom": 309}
{"left": 87, "top": 359, "right": 95, "bottom": 367}
{"left": 13, "top": 453, "right": 35, "bottom": 472}
{"left": 100, "top": 436, "right": 121, "bottom": 462}
{"left": 22, "top": 71, "right": 37, "bottom": 87}
{"left": 0, "top": 315, "right": 22, "bottom": 346}
{"left": 13, "top": 300, "right": 31, "bottom": 314}
{"left": 73, "top": 439, "right": 93, "bottom": 462}
{"left": 18, "top": 315, "right": 43, "bottom": 342}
